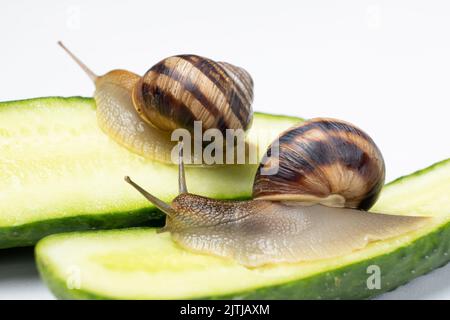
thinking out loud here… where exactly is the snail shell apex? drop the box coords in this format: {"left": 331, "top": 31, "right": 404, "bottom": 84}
{"left": 253, "top": 118, "right": 386, "bottom": 210}
{"left": 132, "top": 54, "right": 254, "bottom": 134}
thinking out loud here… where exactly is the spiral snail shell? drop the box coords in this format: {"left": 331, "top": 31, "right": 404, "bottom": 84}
{"left": 125, "top": 118, "right": 428, "bottom": 267}
{"left": 58, "top": 42, "right": 254, "bottom": 163}
{"left": 132, "top": 55, "right": 253, "bottom": 133}
{"left": 253, "top": 118, "right": 385, "bottom": 210}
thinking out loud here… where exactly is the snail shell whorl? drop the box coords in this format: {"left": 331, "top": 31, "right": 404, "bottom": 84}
{"left": 253, "top": 118, "right": 386, "bottom": 210}
{"left": 132, "top": 54, "right": 253, "bottom": 134}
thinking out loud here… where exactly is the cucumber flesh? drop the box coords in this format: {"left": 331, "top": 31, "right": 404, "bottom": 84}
{"left": 0, "top": 97, "right": 301, "bottom": 249}
{"left": 36, "top": 159, "right": 450, "bottom": 299}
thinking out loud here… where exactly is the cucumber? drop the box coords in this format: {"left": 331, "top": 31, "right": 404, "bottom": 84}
{"left": 36, "top": 159, "right": 450, "bottom": 299}
{"left": 0, "top": 97, "right": 301, "bottom": 249}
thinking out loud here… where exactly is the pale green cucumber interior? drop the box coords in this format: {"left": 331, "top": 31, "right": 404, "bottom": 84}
{"left": 36, "top": 159, "right": 450, "bottom": 299}
{"left": 0, "top": 97, "right": 300, "bottom": 228}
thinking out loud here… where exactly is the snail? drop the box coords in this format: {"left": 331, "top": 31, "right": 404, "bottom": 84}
{"left": 58, "top": 42, "right": 254, "bottom": 164}
{"left": 125, "top": 118, "right": 429, "bottom": 267}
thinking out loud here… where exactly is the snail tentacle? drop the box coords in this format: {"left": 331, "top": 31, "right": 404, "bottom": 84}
{"left": 178, "top": 142, "right": 188, "bottom": 194}
{"left": 58, "top": 41, "right": 97, "bottom": 82}
{"left": 124, "top": 176, "right": 174, "bottom": 217}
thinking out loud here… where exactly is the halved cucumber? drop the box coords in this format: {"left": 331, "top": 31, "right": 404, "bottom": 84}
{"left": 36, "top": 159, "right": 450, "bottom": 299}
{"left": 0, "top": 97, "right": 301, "bottom": 249}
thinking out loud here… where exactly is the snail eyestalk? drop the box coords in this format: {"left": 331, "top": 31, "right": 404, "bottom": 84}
{"left": 124, "top": 176, "right": 174, "bottom": 216}
{"left": 178, "top": 142, "right": 188, "bottom": 194}
{"left": 57, "top": 41, "right": 98, "bottom": 82}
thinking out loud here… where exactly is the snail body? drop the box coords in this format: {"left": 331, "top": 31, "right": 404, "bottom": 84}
{"left": 125, "top": 118, "right": 428, "bottom": 267}
{"left": 58, "top": 42, "right": 254, "bottom": 163}
{"left": 166, "top": 196, "right": 423, "bottom": 266}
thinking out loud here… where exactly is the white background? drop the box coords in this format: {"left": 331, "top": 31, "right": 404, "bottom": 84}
{"left": 0, "top": 0, "right": 449, "bottom": 299}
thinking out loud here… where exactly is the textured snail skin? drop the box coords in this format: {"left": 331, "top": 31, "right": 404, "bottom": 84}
{"left": 132, "top": 55, "right": 254, "bottom": 133}
{"left": 95, "top": 70, "right": 180, "bottom": 163}
{"left": 253, "top": 118, "right": 386, "bottom": 210}
{"left": 95, "top": 70, "right": 247, "bottom": 164}
{"left": 164, "top": 194, "right": 428, "bottom": 267}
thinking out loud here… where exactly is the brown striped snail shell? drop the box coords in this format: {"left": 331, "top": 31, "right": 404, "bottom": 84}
{"left": 58, "top": 43, "right": 254, "bottom": 163}
{"left": 124, "top": 119, "right": 426, "bottom": 267}
{"left": 132, "top": 55, "right": 253, "bottom": 134}
{"left": 253, "top": 118, "right": 386, "bottom": 210}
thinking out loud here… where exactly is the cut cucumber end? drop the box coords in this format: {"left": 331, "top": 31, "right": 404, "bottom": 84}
{"left": 0, "top": 97, "right": 301, "bottom": 249}
{"left": 36, "top": 159, "right": 450, "bottom": 299}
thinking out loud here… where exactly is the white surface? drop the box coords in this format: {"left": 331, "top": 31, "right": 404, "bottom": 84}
{"left": 0, "top": 0, "right": 449, "bottom": 299}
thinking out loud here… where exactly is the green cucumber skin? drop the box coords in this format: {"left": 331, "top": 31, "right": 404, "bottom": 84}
{"left": 0, "top": 96, "right": 91, "bottom": 106}
{"left": 36, "top": 159, "right": 450, "bottom": 300}
{"left": 0, "top": 96, "right": 300, "bottom": 122}
{"left": 0, "top": 209, "right": 164, "bottom": 249}
{"left": 36, "top": 221, "right": 450, "bottom": 300}
{"left": 0, "top": 97, "right": 159, "bottom": 249}
{"left": 0, "top": 97, "right": 298, "bottom": 249}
